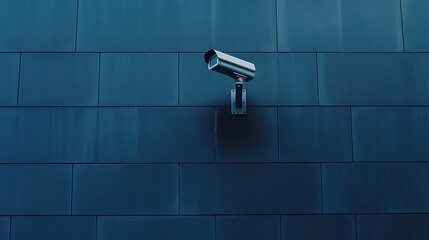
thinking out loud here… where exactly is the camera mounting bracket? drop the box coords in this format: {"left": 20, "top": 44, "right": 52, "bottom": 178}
{"left": 231, "top": 78, "right": 246, "bottom": 115}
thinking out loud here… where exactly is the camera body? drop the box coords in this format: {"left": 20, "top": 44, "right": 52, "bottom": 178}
{"left": 204, "top": 49, "right": 255, "bottom": 81}
{"left": 204, "top": 49, "right": 256, "bottom": 115}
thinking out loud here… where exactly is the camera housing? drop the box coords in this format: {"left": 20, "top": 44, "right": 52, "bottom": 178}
{"left": 204, "top": 49, "right": 256, "bottom": 115}
{"left": 204, "top": 49, "right": 255, "bottom": 81}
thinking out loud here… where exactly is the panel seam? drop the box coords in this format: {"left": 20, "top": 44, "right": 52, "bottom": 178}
{"left": 355, "top": 214, "right": 358, "bottom": 240}
{"left": 177, "top": 53, "right": 180, "bottom": 106}
{"left": 399, "top": 0, "right": 406, "bottom": 52}
{"left": 277, "top": 107, "right": 280, "bottom": 162}
{"left": 214, "top": 107, "right": 218, "bottom": 163}
{"left": 74, "top": 0, "right": 80, "bottom": 52}
{"left": 315, "top": 53, "right": 320, "bottom": 106}
{"left": 0, "top": 51, "right": 418, "bottom": 54}
{"left": 95, "top": 216, "right": 98, "bottom": 240}
{"left": 97, "top": 53, "right": 101, "bottom": 106}
{"left": 16, "top": 53, "right": 22, "bottom": 106}
{"left": 71, "top": 164, "right": 74, "bottom": 215}
{"left": 214, "top": 215, "right": 217, "bottom": 240}
{"left": 320, "top": 163, "right": 324, "bottom": 214}
{"left": 178, "top": 163, "right": 181, "bottom": 215}
{"left": 275, "top": 0, "right": 279, "bottom": 52}
{"left": 350, "top": 107, "right": 354, "bottom": 161}
{"left": 8, "top": 216, "right": 11, "bottom": 240}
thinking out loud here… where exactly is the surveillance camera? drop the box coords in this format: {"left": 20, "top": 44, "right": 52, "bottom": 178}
{"left": 203, "top": 49, "right": 256, "bottom": 115}
{"left": 204, "top": 49, "right": 256, "bottom": 81}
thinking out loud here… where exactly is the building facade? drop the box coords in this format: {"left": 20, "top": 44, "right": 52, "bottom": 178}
{"left": 0, "top": 0, "right": 429, "bottom": 239}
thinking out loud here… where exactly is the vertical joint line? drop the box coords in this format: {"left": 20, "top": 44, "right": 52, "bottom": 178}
{"left": 355, "top": 215, "right": 358, "bottom": 240}
{"left": 178, "top": 163, "right": 180, "bottom": 215}
{"left": 214, "top": 107, "right": 218, "bottom": 163}
{"left": 320, "top": 163, "right": 324, "bottom": 214}
{"left": 74, "top": 0, "right": 80, "bottom": 52}
{"left": 399, "top": 0, "right": 406, "bottom": 52}
{"left": 277, "top": 107, "right": 280, "bottom": 162}
{"left": 315, "top": 53, "right": 320, "bottom": 106}
{"left": 95, "top": 216, "right": 98, "bottom": 240}
{"left": 275, "top": 0, "right": 279, "bottom": 52}
{"left": 177, "top": 53, "right": 180, "bottom": 106}
{"left": 16, "top": 53, "right": 22, "bottom": 106}
{"left": 71, "top": 164, "right": 74, "bottom": 215}
{"left": 279, "top": 215, "right": 283, "bottom": 240}
{"left": 97, "top": 53, "right": 101, "bottom": 106}
{"left": 8, "top": 216, "right": 12, "bottom": 240}
{"left": 214, "top": 215, "right": 217, "bottom": 240}
{"left": 349, "top": 107, "right": 354, "bottom": 161}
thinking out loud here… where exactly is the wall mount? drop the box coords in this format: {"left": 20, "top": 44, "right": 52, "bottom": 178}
{"left": 231, "top": 79, "right": 246, "bottom": 115}
{"left": 204, "top": 49, "right": 256, "bottom": 115}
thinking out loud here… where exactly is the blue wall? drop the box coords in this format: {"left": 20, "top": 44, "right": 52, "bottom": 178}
{"left": 1, "top": 0, "right": 429, "bottom": 239}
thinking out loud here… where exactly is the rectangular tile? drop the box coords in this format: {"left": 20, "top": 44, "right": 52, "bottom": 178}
{"left": 100, "top": 54, "right": 178, "bottom": 106}
{"left": 0, "top": 54, "right": 19, "bottom": 106}
{"left": 279, "top": 107, "right": 352, "bottom": 162}
{"left": 352, "top": 107, "right": 429, "bottom": 161}
{"left": 73, "top": 164, "right": 178, "bottom": 215}
{"left": 0, "top": 164, "right": 71, "bottom": 215}
{"left": 77, "top": 0, "right": 275, "bottom": 52}
{"left": 0, "top": 0, "right": 77, "bottom": 51}
{"left": 0, "top": 107, "right": 214, "bottom": 163}
{"left": 358, "top": 214, "right": 429, "bottom": 240}
{"left": 11, "top": 217, "right": 95, "bottom": 240}
{"left": 98, "top": 216, "right": 214, "bottom": 240}
{"left": 0, "top": 108, "right": 97, "bottom": 163}
{"left": 97, "top": 107, "right": 215, "bottom": 163}
{"left": 216, "top": 107, "right": 277, "bottom": 162}
{"left": 180, "top": 53, "right": 317, "bottom": 106}
{"left": 282, "top": 215, "right": 356, "bottom": 240}
{"left": 19, "top": 54, "right": 99, "bottom": 106}
{"left": 278, "top": 0, "right": 403, "bottom": 51}
{"left": 216, "top": 216, "right": 280, "bottom": 240}
{"left": 180, "top": 164, "right": 321, "bottom": 214}
{"left": 323, "top": 163, "right": 429, "bottom": 213}
{"left": 0, "top": 217, "right": 9, "bottom": 240}
{"left": 402, "top": 0, "right": 429, "bottom": 51}
{"left": 319, "top": 54, "right": 429, "bottom": 105}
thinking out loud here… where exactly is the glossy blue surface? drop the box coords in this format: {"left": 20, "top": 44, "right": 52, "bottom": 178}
{"left": 358, "top": 214, "right": 429, "bottom": 240}
{"left": 0, "top": 108, "right": 96, "bottom": 163}
{"left": 19, "top": 54, "right": 99, "bottom": 106}
{"left": 0, "top": 217, "right": 9, "bottom": 240}
{"left": 179, "top": 53, "right": 317, "bottom": 106}
{"left": 402, "top": 0, "right": 429, "bottom": 51}
{"left": 180, "top": 164, "right": 321, "bottom": 214}
{"left": 73, "top": 164, "right": 178, "bottom": 214}
{"left": 98, "top": 216, "right": 214, "bottom": 240}
{"left": 352, "top": 107, "right": 429, "bottom": 161}
{"left": 0, "top": 0, "right": 77, "bottom": 51}
{"left": 279, "top": 107, "right": 352, "bottom": 162}
{"left": 1, "top": 0, "right": 429, "bottom": 238}
{"left": 0, "top": 165, "right": 71, "bottom": 215}
{"left": 282, "top": 215, "right": 356, "bottom": 240}
{"left": 77, "top": 0, "right": 275, "bottom": 52}
{"left": 323, "top": 163, "right": 429, "bottom": 213}
{"left": 97, "top": 107, "right": 215, "bottom": 163}
{"left": 216, "top": 216, "right": 280, "bottom": 240}
{"left": 278, "top": 0, "right": 403, "bottom": 51}
{"left": 216, "top": 107, "right": 277, "bottom": 162}
{"left": 0, "top": 108, "right": 214, "bottom": 163}
{"left": 0, "top": 54, "right": 19, "bottom": 106}
{"left": 319, "top": 54, "right": 429, "bottom": 105}
{"left": 12, "top": 217, "right": 95, "bottom": 240}
{"left": 100, "top": 54, "right": 178, "bottom": 106}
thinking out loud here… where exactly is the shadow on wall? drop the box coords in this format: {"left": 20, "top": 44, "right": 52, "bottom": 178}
{"left": 216, "top": 107, "right": 278, "bottom": 162}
